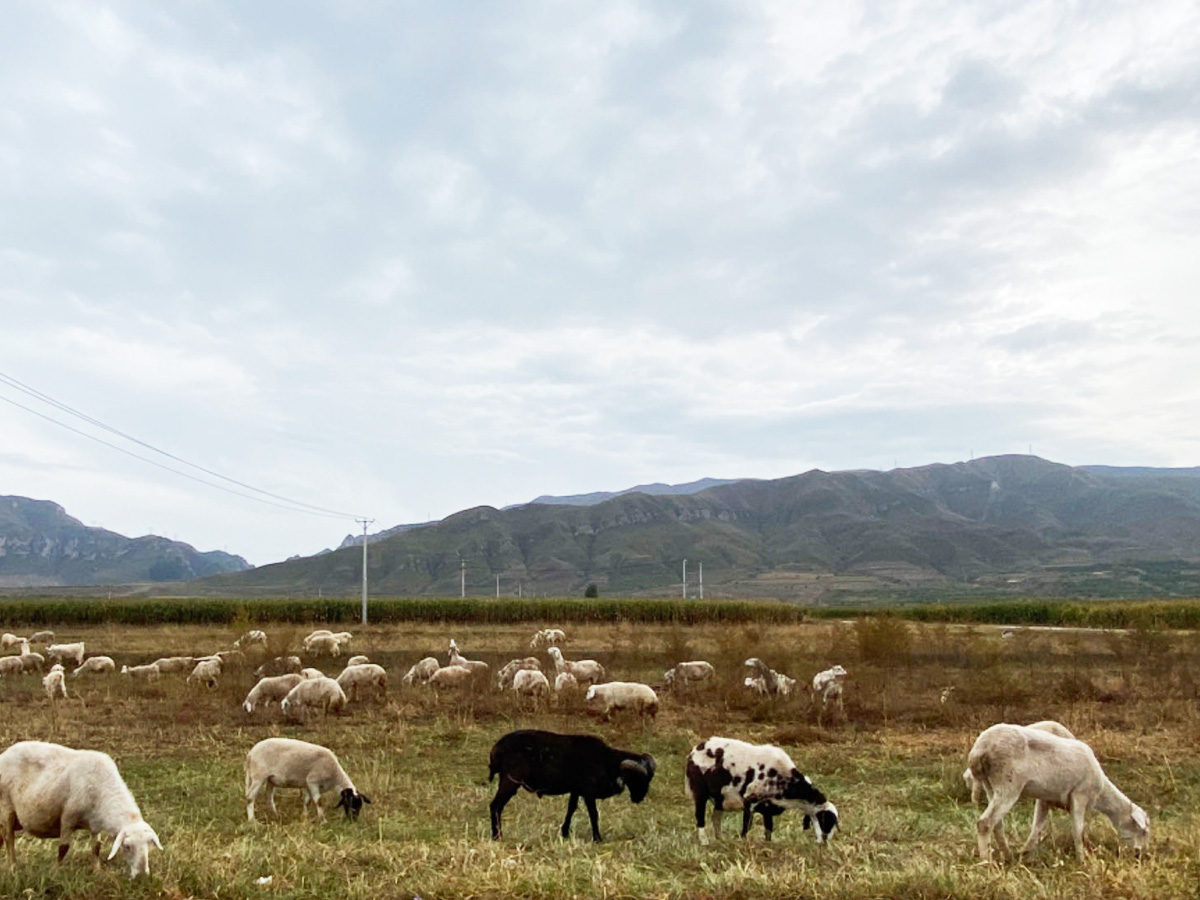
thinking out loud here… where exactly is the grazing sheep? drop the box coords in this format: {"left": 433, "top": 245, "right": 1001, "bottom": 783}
{"left": 529, "top": 628, "right": 567, "bottom": 650}
{"left": 303, "top": 634, "right": 343, "bottom": 658}
{"left": 245, "top": 737, "right": 370, "bottom": 822}
{"left": 940, "top": 686, "right": 956, "bottom": 704}
{"left": 447, "top": 640, "right": 489, "bottom": 677}
{"left": 45, "top": 643, "right": 85, "bottom": 667}
{"left": 428, "top": 665, "right": 474, "bottom": 690}
{"left": 497, "top": 657, "right": 542, "bottom": 689}
{"left": 488, "top": 729, "right": 656, "bottom": 841}
{"left": 963, "top": 720, "right": 1076, "bottom": 803}
{"left": 213, "top": 649, "right": 247, "bottom": 668}
{"left": 28, "top": 630, "right": 55, "bottom": 646}
{"left": 686, "top": 736, "right": 839, "bottom": 845}
{"left": 120, "top": 663, "right": 161, "bottom": 682}
{"left": 234, "top": 629, "right": 267, "bottom": 649}
{"left": 663, "top": 661, "right": 716, "bottom": 690}
{"left": 42, "top": 664, "right": 67, "bottom": 701}
{"left": 811, "top": 665, "right": 848, "bottom": 714}
{"left": 555, "top": 671, "right": 579, "bottom": 693}
{"left": 281, "top": 676, "right": 347, "bottom": 718}
{"left": 546, "top": 646, "right": 605, "bottom": 686}
{"left": 151, "top": 656, "right": 195, "bottom": 675}
{"left": 585, "top": 682, "right": 659, "bottom": 719}
{"left": 0, "top": 657, "right": 25, "bottom": 677}
{"left": 242, "top": 674, "right": 304, "bottom": 713}
{"left": 335, "top": 664, "right": 387, "bottom": 703}
{"left": 187, "top": 657, "right": 222, "bottom": 688}
{"left": 401, "top": 657, "right": 440, "bottom": 685}
{"left": 743, "top": 675, "right": 769, "bottom": 695}
{"left": 344, "top": 655, "right": 370, "bottom": 668}
{"left": 967, "top": 722, "right": 1150, "bottom": 861}
{"left": 72, "top": 656, "right": 116, "bottom": 678}
{"left": 19, "top": 652, "right": 45, "bottom": 674}
{"left": 512, "top": 668, "right": 551, "bottom": 701}
{"left": 0, "top": 740, "right": 162, "bottom": 877}
{"left": 253, "top": 655, "right": 302, "bottom": 678}
{"left": 299, "top": 667, "right": 325, "bottom": 680}
{"left": 743, "top": 658, "right": 795, "bottom": 697}
{"left": 0, "top": 633, "right": 22, "bottom": 651}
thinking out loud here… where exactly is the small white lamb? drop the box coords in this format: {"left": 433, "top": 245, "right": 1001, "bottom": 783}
{"left": 242, "top": 674, "right": 304, "bottom": 713}
{"left": 0, "top": 740, "right": 162, "bottom": 877}
{"left": 245, "top": 737, "right": 369, "bottom": 822}
{"left": 967, "top": 722, "right": 1150, "bottom": 860}
{"left": 42, "top": 664, "right": 67, "bottom": 701}
{"left": 187, "top": 657, "right": 222, "bottom": 688}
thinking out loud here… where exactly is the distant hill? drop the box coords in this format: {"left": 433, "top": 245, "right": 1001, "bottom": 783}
{"left": 201, "top": 456, "right": 1200, "bottom": 600}
{"left": 0, "top": 496, "right": 250, "bottom": 587}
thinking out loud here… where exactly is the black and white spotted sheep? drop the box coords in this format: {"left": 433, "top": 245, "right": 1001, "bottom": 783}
{"left": 685, "top": 736, "right": 838, "bottom": 845}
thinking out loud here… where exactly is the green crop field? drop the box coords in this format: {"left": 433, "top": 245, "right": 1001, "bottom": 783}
{"left": 0, "top": 611, "right": 1197, "bottom": 899}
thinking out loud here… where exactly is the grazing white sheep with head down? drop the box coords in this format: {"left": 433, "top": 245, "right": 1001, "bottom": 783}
{"left": 546, "top": 646, "right": 605, "bottom": 686}
{"left": 401, "top": 657, "right": 440, "bottom": 686}
{"left": 0, "top": 740, "right": 162, "bottom": 877}
{"left": 29, "top": 630, "right": 55, "bottom": 646}
{"left": 585, "top": 682, "right": 658, "bottom": 719}
{"left": 0, "top": 657, "right": 25, "bottom": 678}
{"left": 254, "top": 656, "right": 301, "bottom": 678}
{"left": 427, "top": 665, "right": 474, "bottom": 690}
{"left": 151, "top": 656, "right": 195, "bottom": 675}
{"left": 496, "top": 657, "right": 542, "bottom": 689}
{"left": 45, "top": 643, "right": 85, "bottom": 667}
{"left": 42, "top": 664, "right": 67, "bottom": 701}
{"left": 72, "top": 656, "right": 116, "bottom": 678}
{"left": 242, "top": 674, "right": 304, "bottom": 713}
{"left": 511, "top": 669, "right": 551, "bottom": 702}
{"left": 19, "top": 652, "right": 44, "bottom": 674}
{"left": 743, "top": 658, "right": 795, "bottom": 697}
{"left": 554, "top": 671, "right": 579, "bottom": 694}
{"left": 529, "top": 628, "right": 567, "bottom": 650}
{"left": 335, "top": 664, "right": 387, "bottom": 702}
{"left": 967, "top": 722, "right": 1150, "bottom": 861}
{"left": 303, "top": 634, "right": 343, "bottom": 657}
{"left": 0, "top": 633, "right": 22, "bottom": 651}
{"left": 245, "top": 737, "right": 369, "bottom": 822}
{"left": 234, "top": 629, "right": 267, "bottom": 649}
{"left": 120, "top": 663, "right": 160, "bottom": 682}
{"left": 281, "top": 676, "right": 347, "bottom": 719}
{"left": 663, "top": 661, "right": 715, "bottom": 690}
{"left": 187, "top": 657, "right": 222, "bottom": 688}
{"left": 344, "top": 655, "right": 370, "bottom": 668}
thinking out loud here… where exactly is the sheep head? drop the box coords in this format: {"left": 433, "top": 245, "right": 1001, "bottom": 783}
{"left": 334, "top": 787, "right": 371, "bottom": 820}
{"left": 618, "top": 755, "right": 657, "bottom": 803}
{"left": 108, "top": 821, "right": 162, "bottom": 877}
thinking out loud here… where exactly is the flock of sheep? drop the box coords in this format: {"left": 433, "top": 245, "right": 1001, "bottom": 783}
{"left": 0, "top": 623, "right": 1153, "bottom": 879}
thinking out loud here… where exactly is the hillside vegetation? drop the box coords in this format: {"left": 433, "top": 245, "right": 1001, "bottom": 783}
{"left": 201, "top": 455, "right": 1200, "bottom": 599}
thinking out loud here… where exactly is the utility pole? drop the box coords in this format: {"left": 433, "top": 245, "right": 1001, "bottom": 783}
{"left": 699, "top": 561, "right": 703, "bottom": 600}
{"left": 495, "top": 573, "right": 500, "bottom": 598}
{"left": 682, "top": 559, "right": 687, "bottom": 599}
{"left": 357, "top": 518, "right": 373, "bottom": 625}
{"left": 461, "top": 558, "right": 466, "bottom": 597}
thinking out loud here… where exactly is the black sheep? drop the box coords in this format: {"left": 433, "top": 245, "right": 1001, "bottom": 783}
{"left": 488, "top": 729, "right": 656, "bottom": 841}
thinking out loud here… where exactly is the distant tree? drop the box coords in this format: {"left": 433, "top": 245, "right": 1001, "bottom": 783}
{"left": 584, "top": 583, "right": 599, "bottom": 598}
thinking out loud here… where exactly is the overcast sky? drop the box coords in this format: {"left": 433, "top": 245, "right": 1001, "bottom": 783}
{"left": 2, "top": 0, "right": 1198, "bottom": 566}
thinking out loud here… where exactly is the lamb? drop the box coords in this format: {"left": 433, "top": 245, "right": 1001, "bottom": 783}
{"left": 585, "top": 682, "right": 659, "bottom": 719}
{"left": 242, "top": 674, "right": 304, "bottom": 713}
{"left": 686, "top": 736, "right": 839, "bottom": 845}
{"left": 812, "top": 665, "right": 848, "bottom": 711}
{"left": 45, "top": 642, "right": 85, "bottom": 667}
{"left": 447, "top": 639, "right": 489, "bottom": 677}
{"left": 120, "top": 663, "right": 161, "bottom": 682}
{"left": 529, "top": 628, "right": 567, "bottom": 650}
{"left": 497, "top": 657, "right": 542, "bottom": 689}
{"left": 488, "top": 729, "right": 656, "bottom": 841}
{"left": 335, "top": 664, "right": 387, "bottom": 702}
{"left": 963, "top": 720, "right": 1075, "bottom": 803}
{"left": 663, "top": 661, "right": 716, "bottom": 690}
{"left": 743, "top": 658, "right": 795, "bottom": 697}
{"left": 245, "top": 737, "right": 370, "bottom": 822}
{"left": 0, "top": 740, "right": 162, "bottom": 877}
{"left": 42, "top": 664, "right": 67, "bottom": 701}
{"left": 511, "top": 668, "right": 551, "bottom": 701}
{"left": 72, "top": 656, "right": 116, "bottom": 678}
{"left": 427, "top": 665, "right": 474, "bottom": 689}
{"left": 28, "top": 630, "right": 55, "bottom": 645}
{"left": 281, "top": 676, "right": 347, "bottom": 718}
{"left": 234, "top": 629, "right": 267, "bottom": 649}
{"left": 546, "top": 646, "right": 605, "bottom": 686}
{"left": 151, "top": 656, "right": 195, "bottom": 674}
{"left": 401, "top": 657, "right": 440, "bottom": 685}
{"left": 967, "top": 722, "right": 1150, "bottom": 861}
{"left": 254, "top": 655, "right": 302, "bottom": 678}
{"left": 187, "top": 657, "right": 222, "bottom": 688}
{"left": 743, "top": 675, "right": 769, "bottom": 695}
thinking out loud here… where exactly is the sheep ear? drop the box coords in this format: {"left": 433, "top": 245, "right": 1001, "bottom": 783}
{"left": 108, "top": 828, "right": 126, "bottom": 860}
{"left": 802, "top": 814, "right": 812, "bottom": 830}
{"left": 360, "top": 794, "right": 371, "bottom": 804}
{"left": 152, "top": 830, "right": 163, "bottom": 850}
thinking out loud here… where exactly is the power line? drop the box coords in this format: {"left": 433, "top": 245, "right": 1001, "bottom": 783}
{"left": 0, "top": 372, "right": 365, "bottom": 521}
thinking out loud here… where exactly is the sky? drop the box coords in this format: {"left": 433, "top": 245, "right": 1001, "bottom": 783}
{"left": 2, "top": 0, "right": 1198, "bottom": 567}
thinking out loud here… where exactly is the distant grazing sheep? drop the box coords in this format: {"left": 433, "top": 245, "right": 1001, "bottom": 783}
{"left": 281, "top": 677, "right": 347, "bottom": 719}
{"left": 42, "top": 664, "right": 67, "bottom": 701}
{"left": 120, "top": 663, "right": 161, "bottom": 682}
{"left": 585, "top": 682, "right": 659, "bottom": 719}
{"left": 151, "top": 656, "right": 195, "bottom": 675}
{"left": 401, "top": 657, "right": 440, "bottom": 686}
{"left": 254, "top": 656, "right": 302, "bottom": 678}
{"left": 663, "top": 661, "right": 715, "bottom": 690}
{"left": 72, "top": 656, "right": 116, "bottom": 678}
{"left": 497, "top": 657, "right": 542, "bottom": 689}
{"left": 447, "top": 640, "right": 489, "bottom": 677}
{"left": 45, "top": 643, "right": 85, "bottom": 667}
{"left": 335, "top": 664, "right": 387, "bottom": 703}
{"left": 187, "top": 658, "right": 222, "bottom": 688}
{"left": 234, "top": 629, "right": 267, "bottom": 649}
{"left": 28, "top": 630, "right": 55, "bottom": 646}
{"left": 428, "top": 665, "right": 474, "bottom": 690}
{"left": 529, "top": 628, "right": 567, "bottom": 650}
{"left": 546, "top": 647, "right": 605, "bottom": 686}
{"left": 242, "top": 674, "right": 304, "bottom": 713}
{"left": 743, "top": 658, "right": 795, "bottom": 697}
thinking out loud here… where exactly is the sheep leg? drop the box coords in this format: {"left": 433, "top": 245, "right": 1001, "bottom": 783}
{"left": 489, "top": 777, "right": 520, "bottom": 840}
{"left": 583, "top": 796, "right": 603, "bottom": 842}
{"left": 2, "top": 809, "right": 16, "bottom": 864}
{"left": 711, "top": 808, "right": 724, "bottom": 841}
{"left": 1022, "top": 801, "right": 1050, "bottom": 855}
{"left": 1069, "top": 794, "right": 1088, "bottom": 859}
{"left": 246, "top": 778, "right": 263, "bottom": 821}
{"left": 693, "top": 796, "right": 709, "bottom": 846}
{"left": 741, "top": 804, "right": 755, "bottom": 838}
{"left": 976, "top": 792, "right": 1018, "bottom": 862}
{"left": 308, "top": 784, "right": 326, "bottom": 821}
{"left": 560, "top": 793, "right": 580, "bottom": 839}
{"left": 761, "top": 811, "right": 775, "bottom": 841}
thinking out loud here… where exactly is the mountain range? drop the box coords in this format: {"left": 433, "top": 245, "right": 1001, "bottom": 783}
{"left": 0, "top": 496, "right": 249, "bottom": 588}
{"left": 200, "top": 455, "right": 1200, "bottom": 601}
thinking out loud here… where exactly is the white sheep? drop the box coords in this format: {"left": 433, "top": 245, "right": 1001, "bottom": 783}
{"left": 512, "top": 668, "right": 551, "bottom": 701}
{"left": 585, "top": 682, "right": 659, "bottom": 718}
{"left": 344, "top": 655, "right": 370, "bottom": 668}
{"left": 497, "top": 657, "right": 542, "bottom": 689}
{"left": 45, "top": 642, "right": 85, "bottom": 667}
{"left": 234, "top": 629, "right": 267, "bottom": 649}
{"left": 0, "top": 740, "right": 162, "bottom": 877}
{"left": 245, "top": 737, "right": 369, "bottom": 822}
{"left": 0, "top": 633, "right": 22, "bottom": 651}
{"left": 529, "top": 628, "right": 567, "bottom": 650}
{"left": 554, "top": 671, "right": 579, "bottom": 693}
{"left": 303, "top": 634, "right": 343, "bottom": 657}
{"left": 447, "top": 639, "right": 489, "bottom": 677}
{"left": 967, "top": 722, "right": 1150, "bottom": 861}
{"left": 19, "top": 652, "right": 44, "bottom": 674}
{"left": 42, "top": 664, "right": 67, "bottom": 701}
{"left": 187, "top": 657, "right": 222, "bottom": 688}
{"left": 546, "top": 646, "right": 605, "bottom": 686}
{"left": 812, "top": 665, "right": 848, "bottom": 711}
{"left": 72, "top": 656, "right": 116, "bottom": 678}
{"left": 743, "top": 658, "right": 795, "bottom": 697}
{"left": 120, "top": 663, "right": 161, "bottom": 682}
{"left": 743, "top": 675, "right": 769, "bottom": 695}
{"left": 28, "top": 630, "right": 55, "bottom": 645}
{"left": 300, "top": 667, "right": 326, "bottom": 680}
{"left": 253, "top": 655, "right": 301, "bottom": 678}
{"left": 0, "top": 657, "right": 26, "bottom": 678}
{"left": 242, "top": 674, "right": 304, "bottom": 713}
{"left": 281, "top": 676, "right": 347, "bottom": 718}
{"left": 151, "top": 656, "right": 196, "bottom": 674}
{"left": 335, "top": 664, "right": 387, "bottom": 702}
{"left": 401, "top": 657, "right": 441, "bottom": 685}
{"left": 428, "top": 665, "right": 474, "bottom": 689}
{"left": 663, "top": 661, "right": 716, "bottom": 690}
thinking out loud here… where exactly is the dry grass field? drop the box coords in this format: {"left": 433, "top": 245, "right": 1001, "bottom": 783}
{"left": 0, "top": 615, "right": 1198, "bottom": 899}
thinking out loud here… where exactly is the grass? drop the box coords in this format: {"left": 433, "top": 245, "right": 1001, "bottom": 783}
{"left": 0, "top": 617, "right": 1196, "bottom": 898}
